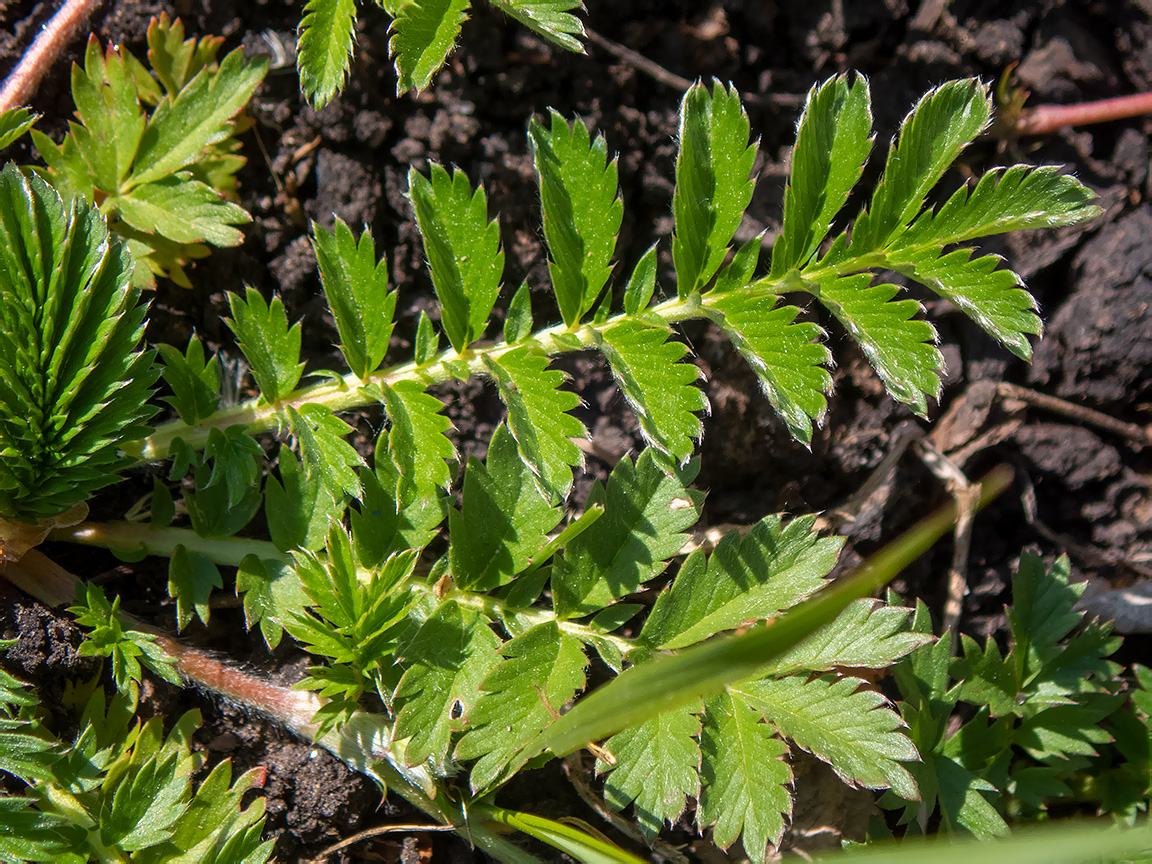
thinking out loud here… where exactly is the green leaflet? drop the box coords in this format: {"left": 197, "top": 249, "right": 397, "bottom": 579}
{"left": 298, "top": 0, "right": 358, "bottom": 107}
{"left": 225, "top": 287, "right": 305, "bottom": 404}
{"left": 169, "top": 544, "right": 223, "bottom": 629}
{"left": 673, "top": 80, "right": 758, "bottom": 297}
{"left": 115, "top": 173, "right": 250, "bottom": 246}
{"left": 770, "top": 73, "right": 872, "bottom": 277}
{"left": 390, "top": 0, "right": 471, "bottom": 94}
{"left": 845, "top": 78, "right": 991, "bottom": 255}
{"left": 813, "top": 272, "right": 941, "bottom": 416}
{"left": 392, "top": 600, "right": 501, "bottom": 769}
{"left": 488, "top": 0, "right": 585, "bottom": 52}
{"left": 313, "top": 217, "right": 396, "bottom": 379}
{"left": 236, "top": 555, "right": 308, "bottom": 650}
{"left": 642, "top": 515, "right": 841, "bottom": 651}
{"left": 598, "top": 318, "right": 706, "bottom": 465}
{"left": 599, "top": 703, "right": 702, "bottom": 841}
{"left": 0, "top": 165, "right": 156, "bottom": 521}
{"left": 454, "top": 621, "right": 587, "bottom": 794}
{"left": 201, "top": 425, "right": 263, "bottom": 508}
{"left": 698, "top": 692, "right": 790, "bottom": 859}
{"left": 157, "top": 334, "right": 219, "bottom": 424}
{"left": 483, "top": 345, "right": 584, "bottom": 502}
{"left": 0, "top": 107, "right": 38, "bottom": 151}
{"left": 449, "top": 424, "right": 562, "bottom": 591}
{"left": 528, "top": 110, "right": 622, "bottom": 328}
{"left": 708, "top": 291, "right": 831, "bottom": 445}
{"left": 264, "top": 446, "right": 340, "bottom": 554}
{"left": 552, "top": 450, "right": 703, "bottom": 619}
{"left": 288, "top": 404, "right": 365, "bottom": 502}
{"left": 409, "top": 163, "right": 504, "bottom": 352}
{"left": 735, "top": 675, "right": 919, "bottom": 798}
{"left": 377, "top": 379, "right": 456, "bottom": 499}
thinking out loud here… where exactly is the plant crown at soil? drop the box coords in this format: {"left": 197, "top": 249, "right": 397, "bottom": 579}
{"left": 0, "top": 57, "right": 1119, "bottom": 862}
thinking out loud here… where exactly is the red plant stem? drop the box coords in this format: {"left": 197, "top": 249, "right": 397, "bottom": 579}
{"left": 1015, "top": 91, "right": 1152, "bottom": 136}
{"left": 0, "top": 0, "right": 101, "bottom": 114}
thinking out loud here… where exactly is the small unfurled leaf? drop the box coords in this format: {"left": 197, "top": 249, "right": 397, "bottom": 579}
{"left": 378, "top": 379, "right": 456, "bottom": 498}
{"left": 504, "top": 280, "right": 533, "bottom": 343}
{"left": 117, "top": 174, "right": 250, "bottom": 245}
{"left": 202, "top": 425, "right": 263, "bottom": 508}
{"left": 488, "top": 0, "right": 585, "bottom": 52}
{"left": 599, "top": 317, "right": 706, "bottom": 464}
{"left": 845, "top": 79, "right": 991, "bottom": 255}
{"left": 265, "top": 446, "right": 340, "bottom": 553}
{"left": 698, "top": 692, "right": 790, "bottom": 859}
{"left": 622, "top": 243, "right": 658, "bottom": 315}
{"left": 314, "top": 219, "right": 396, "bottom": 379}
{"left": 393, "top": 601, "right": 501, "bottom": 769}
{"left": 130, "top": 46, "right": 267, "bottom": 186}
{"left": 770, "top": 74, "right": 872, "bottom": 277}
{"left": 298, "top": 0, "right": 358, "bottom": 107}
{"left": 709, "top": 291, "right": 831, "bottom": 445}
{"left": 70, "top": 583, "right": 181, "bottom": 689}
{"left": 389, "top": 0, "right": 471, "bottom": 94}
{"left": 449, "top": 424, "right": 562, "bottom": 590}
{"left": 599, "top": 702, "right": 701, "bottom": 841}
{"left": 288, "top": 404, "right": 365, "bottom": 501}
{"left": 673, "top": 80, "right": 758, "bottom": 297}
{"left": 813, "top": 272, "right": 941, "bottom": 415}
{"left": 225, "top": 287, "right": 305, "bottom": 403}
{"left": 642, "top": 515, "right": 841, "bottom": 650}
{"left": 483, "top": 345, "right": 585, "bottom": 501}
{"left": 169, "top": 544, "right": 223, "bottom": 629}
{"left": 736, "top": 674, "right": 919, "bottom": 798}
{"left": 146, "top": 13, "right": 224, "bottom": 95}
{"left": 157, "top": 334, "right": 219, "bottom": 423}
{"left": 409, "top": 164, "right": 503, "bottom": 352}
{"left": 455, "top": 622, "right": 587, "bottom": 794}
{"left": 0, "top": 108, "right": 38, "bottom": 150}
{"left": 528, "top": 111, "right": 622, "bottom": 327}
{"left": 553, "top": 451, "right": 702, "bottom": 619}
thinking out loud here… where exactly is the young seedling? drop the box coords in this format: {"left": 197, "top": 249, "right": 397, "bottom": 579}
{"left": 0, "top": 70, "right": 1102, "bottom": 861}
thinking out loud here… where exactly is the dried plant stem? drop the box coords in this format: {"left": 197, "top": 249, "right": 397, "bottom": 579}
{"left": 1015, "top": 91, "right": 1152, "bottom": 136}
{"left": 0, "top": 0, "right": 101, "bottom": 114}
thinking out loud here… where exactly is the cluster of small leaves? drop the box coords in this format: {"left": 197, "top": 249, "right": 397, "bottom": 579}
{"left": 0, "top": 655, "right": 271, "bottom": 864}
{"left": 297, "top": 0, "right": 585, "bottom": 105}
{"left": 31, "top": 15, "right": 267, "bottom": 287}
{"left": 0, "top": 164, "right": 156, "bottom": 522}
{"left": 884, "top": 555, "right": 1149, "bottom": 838}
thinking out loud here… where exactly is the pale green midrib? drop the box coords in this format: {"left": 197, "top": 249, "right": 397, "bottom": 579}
{"left": 52, "top": 520, "right": 635, "bottom": 656}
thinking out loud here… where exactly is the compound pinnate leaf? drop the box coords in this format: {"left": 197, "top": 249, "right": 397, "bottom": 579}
{"left": 709, "top": 291, "right": 832, "bottom": 445}
{"left": 225, "top": 287, "right": 305, "bottom": 404}
{"left": 599, "top": 702, "right": 702, "bottom": 842}
{"left": 0, "top": 166, "right": 156, "bottom": 522}
{"left": 772, "top": 598, "right": 931, "bottom": 675}
{"left": 553, "top": 451, "right": 702, "bottom": 619}
{"left": 390, "top": 0, "right": 471, "bottom": 95}
{"left": 528, "top": 111, "right": 622, "bottom": 327}
{"left": 449, "top": 424, "right": 562, "bottom": 591}
{"left": 298, "top": 0, "right": 357, "bottom": 107}
{"left": 378, "top": 379, "right": 456, "bottom": 498}
{"left": 814, "top": 273, "right": 941, "bottom": 415}
{"left": 847, "top": 78, "right": 990, "bottom": 254}
{"left": 313, "top": 218, "right": 396, "bottom": 379}
{"left": 483, "top": 345, "right": 584, "bottom": 502}
{"left": 169, "top": 544, "right": 223, "bottom": 629}
{"left": 409, "top": 164, "right": 503, "bottom": 352}
{"left": 455, "top": 622, "right": 587, "bottom": 794}
{"left": 642, "top": 515, "right": 841, "bottom": 650}
{"left": 488, "top": 0, "right": 585, "bottom": 52}
{"left": 599, "top": 318, "right": 706, "bottom": 464}
{"left": 698, "top": 692, "right": 790, "bottom": 860}
{"left": 131, "top": 46, "right": 267, "bottom": 186}
{"left": 673, "top": 80, "right": 758, "bottom": 297}
{"left": 157, "top": 334, "right": 219, "bottom": 423}
{"left": 770, "top": 73, "right": 872, "bottom": 277}
{"left": 736, "top": 675, "right": 919, "bottom": 798}
{"left": 392, "top": 600, "right": 501, "bottom": 769}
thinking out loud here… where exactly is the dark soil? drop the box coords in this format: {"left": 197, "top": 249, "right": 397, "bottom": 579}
{"left": 3, "top": 0, "right": 1152, "bottom": 860}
